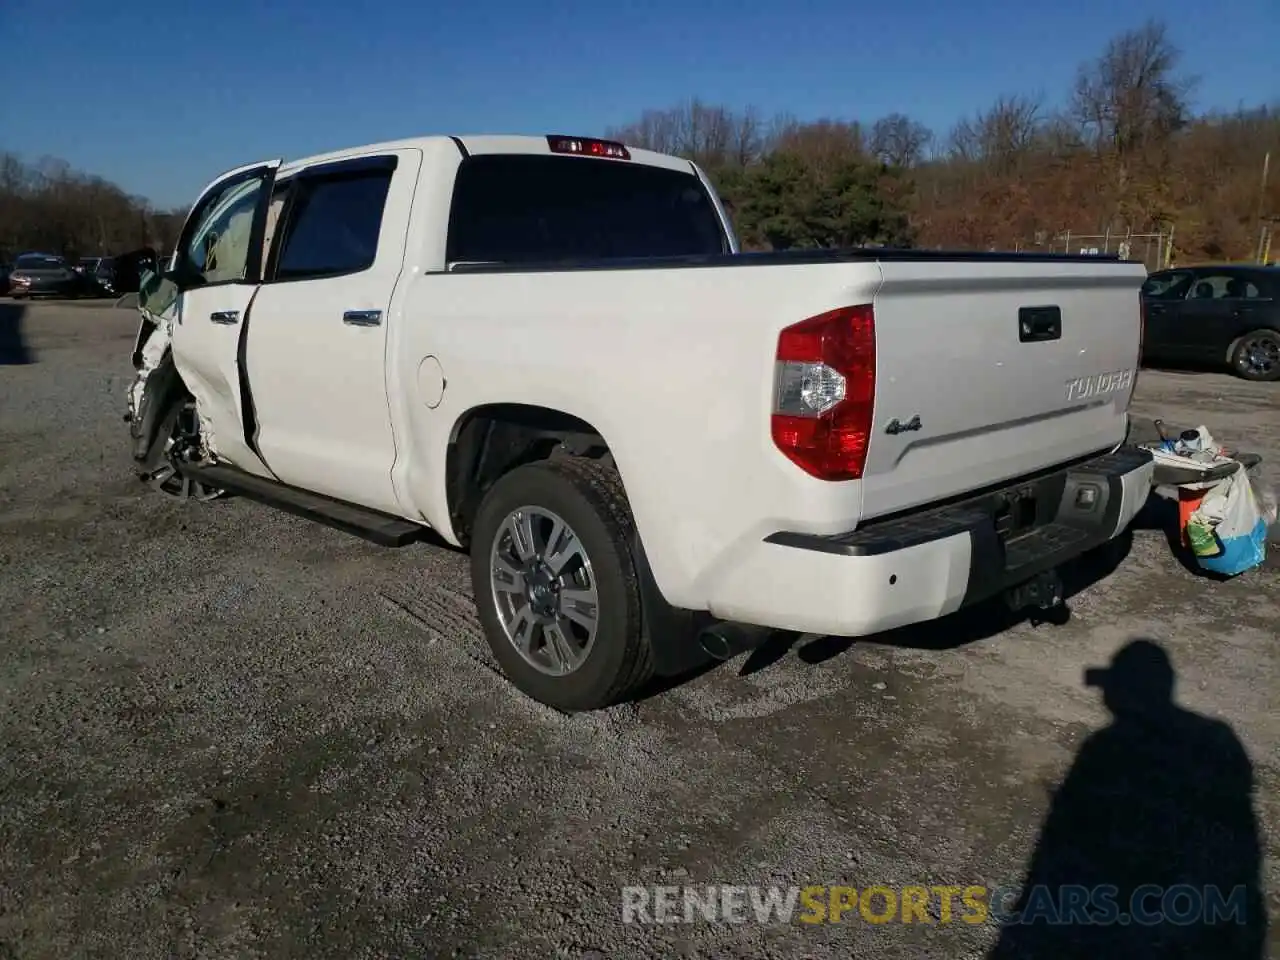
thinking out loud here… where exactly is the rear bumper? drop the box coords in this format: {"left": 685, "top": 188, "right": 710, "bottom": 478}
{"left": 705, "top": 446, "right": 1154, "bottom": 637}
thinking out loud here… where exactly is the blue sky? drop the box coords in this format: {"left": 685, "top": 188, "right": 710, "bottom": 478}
{"left": 1, "top": 0, "right": 1274, "bottom": 209}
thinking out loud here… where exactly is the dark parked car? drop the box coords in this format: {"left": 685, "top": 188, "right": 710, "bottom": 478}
{"left": 7, "top": 253, "right": 96, "bottom": 299}
{"left": 96, "top": 247, "right": 157, "bottom": 295}
{"left": 1141, "top": 264, "right": 1280, "bottom": 381}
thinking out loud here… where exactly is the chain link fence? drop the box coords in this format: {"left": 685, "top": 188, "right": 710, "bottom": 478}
{"left": 1015, "top": 231, "right": 1171, "bottom": 272}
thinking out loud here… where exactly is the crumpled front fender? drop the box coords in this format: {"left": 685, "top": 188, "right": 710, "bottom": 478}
{"left": 127, "top": 274, "right": 183, "bottom": 464}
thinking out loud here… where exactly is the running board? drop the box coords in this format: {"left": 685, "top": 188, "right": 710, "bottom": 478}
{"left": 180, "top": 463, "right": 425, "bottom": 547}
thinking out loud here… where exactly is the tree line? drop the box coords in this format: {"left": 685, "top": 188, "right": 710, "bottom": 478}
{"left": 1, "top": 20, "right": 1274, "bottom": 266}
{"left": 606, "top": 20, "right": 1278, "bottom": 262}
{"left": 0, "top": 154, "right": 185, "bottom": 264}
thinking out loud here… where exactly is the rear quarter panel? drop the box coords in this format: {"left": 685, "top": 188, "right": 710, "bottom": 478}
{"left": 391, "top": 262, "right": 881, "bottom": 609}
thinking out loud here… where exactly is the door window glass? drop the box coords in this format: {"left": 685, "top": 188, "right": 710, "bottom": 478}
{"left": 1185, "top": 274, "right": 1261, "bottom": 301}
{"left": 183, "top": 177, "right": 268, "bottom": 285}
{"left": 1141, "top": 271, "right": 1192, "bottom": 300}
{"left": 273, "top": 169, "right": 393, "bottom": 281}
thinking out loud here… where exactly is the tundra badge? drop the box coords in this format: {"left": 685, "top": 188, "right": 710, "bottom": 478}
{"left": 885, "top": 415, "right": 922, "bottom": 435}
{"left": 1065, "top": 368, "right": 1134, "bottom": 403}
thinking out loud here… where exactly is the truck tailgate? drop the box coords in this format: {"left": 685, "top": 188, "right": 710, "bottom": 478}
{"left": 859, "top": 258, "right": 1147, "bottom": 520}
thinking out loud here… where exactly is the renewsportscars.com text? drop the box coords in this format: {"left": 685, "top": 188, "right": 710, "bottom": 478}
{"left": 620, "top": 883, "right": 1253, "bottom": 927}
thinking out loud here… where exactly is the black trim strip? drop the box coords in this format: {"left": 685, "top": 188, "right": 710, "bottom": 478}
{"left": 179, "top": 462, "right": 423, "bottom": 548}
{"left": 438, "top": 246, "right": 1129, "bottom": 275}
{"left": 450, "top": 136, "right": 470, "bottom": 158}
{"left": 295, "top": 154, "right": 399, "bottom": 179}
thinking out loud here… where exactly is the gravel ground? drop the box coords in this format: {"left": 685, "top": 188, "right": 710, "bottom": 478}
{"left": 1, "top": 302, "right": 1277, "bottom": 959}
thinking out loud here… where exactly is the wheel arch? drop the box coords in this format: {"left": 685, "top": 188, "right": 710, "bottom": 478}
{"left": 444, "top": 402, "right": 612, "bottom": 547}
{"left": 1225, "top": 326, "right": 1280, "bottom": 378}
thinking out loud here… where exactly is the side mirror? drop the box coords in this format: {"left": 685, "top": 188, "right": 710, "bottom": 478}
{"left": 138, "top": 269, "right": 181, "bottom": 318}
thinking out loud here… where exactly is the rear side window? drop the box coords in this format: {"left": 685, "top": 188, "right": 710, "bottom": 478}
{"left": 445, "top": 155, "right": 727, "bottom": 265}
{"left": 274, "top": 168, "right": 393, "bottom": 281}
{"left": 1186, "top": 273, "right": 1263, "bottom": 300}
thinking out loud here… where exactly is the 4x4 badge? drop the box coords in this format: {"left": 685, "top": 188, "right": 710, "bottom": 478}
{"left": 885, "top": 415, "right": 922, "bottom": 435}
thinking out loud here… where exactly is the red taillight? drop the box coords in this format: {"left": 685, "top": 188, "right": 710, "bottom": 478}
{"left": 771, "top": 304, "right": 876, "bottom": 481}
{"left": 546, "top": 135, "right": 630, "bottom": 160}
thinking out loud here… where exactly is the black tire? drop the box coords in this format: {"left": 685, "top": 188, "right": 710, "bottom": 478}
{"left": 468, "top": 457, "right": 653, "bottom": 712}
{"left": 1229, "top": 329, "right": 1280, "bottom": 382}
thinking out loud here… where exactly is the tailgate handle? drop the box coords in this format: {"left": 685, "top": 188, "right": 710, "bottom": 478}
{"left": 1019, "top": 306, "right": 1061, "bottom": 343}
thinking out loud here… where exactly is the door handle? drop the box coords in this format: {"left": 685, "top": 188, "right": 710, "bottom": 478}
{"left": 209, "top": 310, "right": 239, "bottom": 324}
{"left": 343, "top": 309, "right": 382, "bottom": 327}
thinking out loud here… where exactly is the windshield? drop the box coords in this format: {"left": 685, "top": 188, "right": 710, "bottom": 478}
{"left": 15, "top": 255, "right": 64, "bottom": 270}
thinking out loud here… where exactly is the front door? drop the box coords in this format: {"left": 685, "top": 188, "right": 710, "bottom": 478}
{"left": 169, "top": 160, "right": 280, "bottom": 477}
{"left": 244, "top": 150, "right": 419, "bottom": 514}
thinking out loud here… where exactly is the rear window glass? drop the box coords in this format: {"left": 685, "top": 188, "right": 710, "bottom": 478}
{"left": 445, "top": 155, "right": 727, "bottom": 265}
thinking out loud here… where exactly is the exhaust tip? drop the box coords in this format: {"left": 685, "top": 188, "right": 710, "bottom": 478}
{"left": 697, "top": 621, "right": 774, "bottom": 661}
{"left": 698, "top": 626, "right": 735, "bottom": 661}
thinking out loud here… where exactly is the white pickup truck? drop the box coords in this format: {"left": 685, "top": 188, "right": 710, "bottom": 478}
{"left": 127, "top": 133, "right": 1154, "bottom": 711}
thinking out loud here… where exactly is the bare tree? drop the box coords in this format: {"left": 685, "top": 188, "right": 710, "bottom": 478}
{"left": 870, "top": 113, "right": 933, "bottom": 168}
{"left": 1071, "top": 19, "right": 1194, "bottom": 157}
{"left": 947, "top": 95, "right": 1043, "bottom": 173}
{"left": 0, "top": 152, "right": 182, "bottom": 261}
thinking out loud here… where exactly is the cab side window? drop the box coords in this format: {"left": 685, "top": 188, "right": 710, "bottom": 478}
{"left": 1186, "top": 274, "right": 1261, "bottom": 301}
{"left": 271, "top": 166, "right": 394, "bottom": 282}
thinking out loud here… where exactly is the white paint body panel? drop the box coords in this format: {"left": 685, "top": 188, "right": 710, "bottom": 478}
{"left": 165, "top": 135, "right": 1151, "bottom": 633}
{"left": 246, "top": 148, "right": 423, "bottom": 514}
{"left": 171, "top": 283, "right": 270, "bottom": 477}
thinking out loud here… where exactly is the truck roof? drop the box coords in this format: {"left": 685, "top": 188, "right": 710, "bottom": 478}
{"left": 277, "top": 134, "right": 695, "bottom": 178}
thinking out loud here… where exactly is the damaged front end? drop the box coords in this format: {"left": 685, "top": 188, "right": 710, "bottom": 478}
{"left": 126, "top": 272, "right": 223, "bottom": 500}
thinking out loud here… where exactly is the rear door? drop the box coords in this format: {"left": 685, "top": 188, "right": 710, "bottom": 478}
{"left": 1178, "top": 270, "right": 1274, "bottom": 363}
{"left": 861, "top": 257, "right": 1147, "bottom": 519}
{"left": 244, "top": 150, "right": 419, "bottom": 514}
{"left": 1177, "top": 271, "right": 1242, "bottom": 359}
{"left": 168, "top": 159, "right": 280, "bottom": 477}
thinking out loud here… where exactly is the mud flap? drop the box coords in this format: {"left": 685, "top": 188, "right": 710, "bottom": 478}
{"left": 632, "top": 531, "right": 711, "bottom": 676}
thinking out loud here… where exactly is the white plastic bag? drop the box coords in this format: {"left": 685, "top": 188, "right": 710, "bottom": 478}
{"left": 1186, "top": 467, "right": 1270, "bottom": 575}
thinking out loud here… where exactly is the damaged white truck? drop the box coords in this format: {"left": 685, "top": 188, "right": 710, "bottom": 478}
{"left": 127, "top": 133, "right": 1155, "bottom": 711}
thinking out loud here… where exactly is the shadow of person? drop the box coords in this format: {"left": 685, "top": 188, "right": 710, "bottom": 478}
{"left": 988, "top": 638, "right": 1267, "bottom": 959}
{"left": 0, "top": 301, "right": 33, "bottom": 365}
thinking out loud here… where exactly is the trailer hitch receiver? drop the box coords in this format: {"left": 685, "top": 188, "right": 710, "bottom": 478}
{"left": 1005, "top": 568, "right": 1064, "bottom": 612}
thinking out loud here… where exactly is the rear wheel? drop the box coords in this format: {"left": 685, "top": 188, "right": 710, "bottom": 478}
{"left": 1230, "top": 329, "right": 1280, "bottom": 381}
{"left": 468, "top": 457, "right": 653, "bottom": 712}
